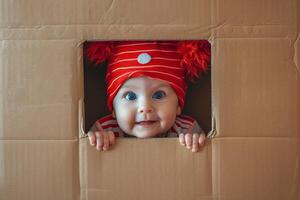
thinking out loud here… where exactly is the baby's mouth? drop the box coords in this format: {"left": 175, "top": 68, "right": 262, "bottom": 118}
{"left": 136, "top": 120, "right": 157, "bottom": 126}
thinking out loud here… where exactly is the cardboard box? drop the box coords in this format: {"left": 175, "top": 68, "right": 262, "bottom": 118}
{"left": 0, "top": 0, "right": 299, "bottom": 200}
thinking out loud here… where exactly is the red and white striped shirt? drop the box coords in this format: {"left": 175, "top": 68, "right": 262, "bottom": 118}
{"left": 91, "top": 114, "right": 203, "bottom": 137}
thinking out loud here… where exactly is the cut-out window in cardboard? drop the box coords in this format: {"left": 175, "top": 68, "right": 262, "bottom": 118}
{"left": 83, "top": 40, "right": 212, "bottom": 136}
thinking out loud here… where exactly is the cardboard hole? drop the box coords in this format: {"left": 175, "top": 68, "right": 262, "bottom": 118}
{"left": 83, "top": 40, "right": 212, "bottom": 135}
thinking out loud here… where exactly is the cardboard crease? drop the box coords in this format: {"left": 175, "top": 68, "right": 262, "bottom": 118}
{"left": 0, "top": 0, "right": 299, "bottom": 199}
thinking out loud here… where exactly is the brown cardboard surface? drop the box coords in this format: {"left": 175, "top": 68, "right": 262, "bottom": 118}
{"left": 0, "top": 0, "right": 212, "bottom": 40}
{"left": 0, "top": 0, "right": 211, "bottom": 27}
{"left": 296, "top": 34, "right": 300, "bottom": 74}
{"left": 0, "top": 40, "right": 81, "bottom": 140}
{"left": 1, "top": 0, "right": 298, "bottom": 39}
{"left": 213, "top": 38, "right": 300, "bottom": 137}
{"left": 80, "top": 138, "right": 212, "bottom": 200}
{"left": 212, "top": 138, "right": 300, "bottom": 200}
{"left": 0, "top": 140, "right": 79, "bottom": 200}
{"left": 213, "top": 0, "right": 298, "bottom": 38}
{"left": 0, "top": 0, "right": 299, "bottom": 199}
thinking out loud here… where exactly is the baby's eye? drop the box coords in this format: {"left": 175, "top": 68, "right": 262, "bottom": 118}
{"left": 152, "top": 90, "right": 166, "bottom": 100}
{"left": 124, "top": 91, "right": 137, "bottom": 101}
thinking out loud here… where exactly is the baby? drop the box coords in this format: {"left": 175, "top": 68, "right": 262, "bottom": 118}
{"left": 85, "top": 41, "right": 210, "bottom": 152}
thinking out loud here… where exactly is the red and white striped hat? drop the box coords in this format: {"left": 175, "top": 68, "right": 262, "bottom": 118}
{"left": 85, "top": 40, "right": 211, "bottom": 111}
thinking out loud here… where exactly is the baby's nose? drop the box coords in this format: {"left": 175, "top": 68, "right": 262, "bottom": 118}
{"left": 138, "top": 105, "right": 153, "bottom": 113}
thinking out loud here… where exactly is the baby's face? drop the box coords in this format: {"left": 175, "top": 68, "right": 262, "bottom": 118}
{"left": 112, "top": 76, "right": 181, "bottom": 138}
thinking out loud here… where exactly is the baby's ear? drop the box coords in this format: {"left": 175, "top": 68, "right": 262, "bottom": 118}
{"left": 176, "top": 106, "right": 182, "bottom": 116}
{"left": 112, "top": 110, "right": 116, "bottom": 118}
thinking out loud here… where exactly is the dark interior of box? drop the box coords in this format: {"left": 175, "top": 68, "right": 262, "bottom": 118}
{"left": 83, "top": 41, "right": 212, "bottom": 134}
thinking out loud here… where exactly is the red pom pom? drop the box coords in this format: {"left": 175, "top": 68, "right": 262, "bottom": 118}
{"left": 178, "top": 40, "right": 211, "bottom": 81}
{"left": 84, "top": 42, "right": 114, "bottom": 65}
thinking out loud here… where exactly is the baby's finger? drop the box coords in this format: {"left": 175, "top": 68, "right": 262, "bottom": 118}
{"left": 179, "top": 133, "right": 186, "bottom": 146}
{"left": 192, "top": 133, "right": 200, "bottom": 152}
{"left": 87, "top": 132, "right": 96, "bottom": 146}
{"left": 185, "top": 133, "right": 192, "bottom": 149}
{"left": 95, "top": 132, "right": 104, "bottom": 151}
{"left": 102, "top": 134, "right": 109, "bottom": 151}
{"left": 108, "top": 131, "right": 116, "bottom": 145}
{"left": 198, "top": 133, "right": 206, "bottom": 149}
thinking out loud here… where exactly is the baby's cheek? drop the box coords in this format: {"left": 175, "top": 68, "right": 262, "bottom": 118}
{"left": 160, "top": 112, "right": 177, "bottom": 129}
{"left": 116, "top": 111, "right": 136, "bottom": 131}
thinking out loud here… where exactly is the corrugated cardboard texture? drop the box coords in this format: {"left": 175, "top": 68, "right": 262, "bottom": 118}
{"left": 213, "top": 38, "right": 299, "bottom": 137}
{"left": 80, "top": 139, "right": 212, "bottom": 200}
{"left": 0, "top": 0, "right": 211, "bottom": 27}
{"left": 0, "top": 140, "right": 79, "bottom": 200}
{"left": 212, "top": 0, "right": 298, "bottom": 38}
{"left": 0, "top": 0, "right": 299, "bottom": 199}
{"left": 0, "top": 40, "right": 81, "bottom": 140}
{"left": 212, "top": 138, "right": 300, "bottom": 200}
{"left": 0, "top": 0, "right": 211, "bottom": 40}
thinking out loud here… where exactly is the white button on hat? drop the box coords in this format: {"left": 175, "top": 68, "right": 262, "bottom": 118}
{"left": 137, "top": 53, "right": 151, "bottom": 64}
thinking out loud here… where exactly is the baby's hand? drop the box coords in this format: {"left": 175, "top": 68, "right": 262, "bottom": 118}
{"left": 179, "top": 133, "right": 206, "bottom": 152}
{"left": 87, "top": 131, "right": 116, "bottom": 151}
